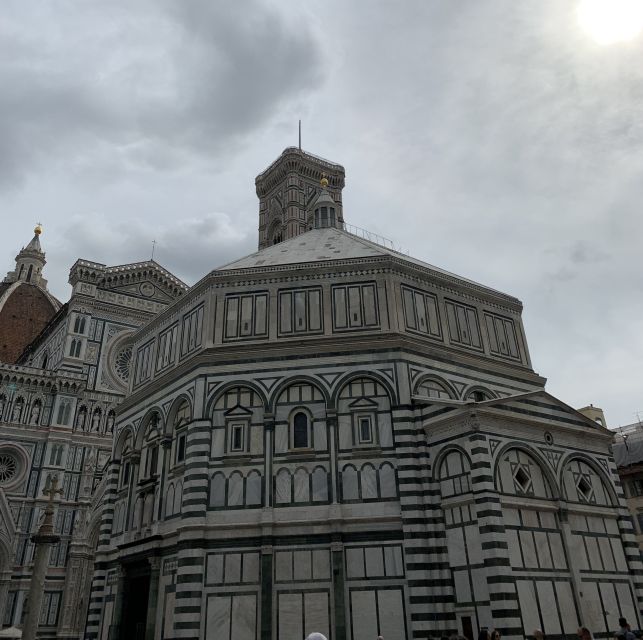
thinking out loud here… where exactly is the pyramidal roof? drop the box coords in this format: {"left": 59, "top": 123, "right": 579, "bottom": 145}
{"left": 214, "top": 227, "right": 518, "bottom": 303}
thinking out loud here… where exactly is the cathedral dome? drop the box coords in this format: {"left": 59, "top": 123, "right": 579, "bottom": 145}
{"left": 0, "top": 226, "right": 60, "bottom": 363}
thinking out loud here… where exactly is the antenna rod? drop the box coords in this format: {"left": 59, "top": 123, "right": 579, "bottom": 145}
{"left": 298, "top": 120, "right": 301, "bottom": 150}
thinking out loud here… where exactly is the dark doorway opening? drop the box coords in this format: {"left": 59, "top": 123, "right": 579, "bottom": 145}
{"left": 462, "top": 616, "right": 474, "bottom": 640}
{"left": 120, "top": 566, "right": 150, "bottom": 640}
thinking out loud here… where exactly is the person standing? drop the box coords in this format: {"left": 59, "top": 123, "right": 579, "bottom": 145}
{"left": 618, "top": 617, "right": 636, "bottom": 640}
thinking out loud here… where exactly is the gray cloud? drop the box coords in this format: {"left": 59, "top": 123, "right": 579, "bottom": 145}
{"left": 1, "top": 0, "right": 642, "bottom": 427}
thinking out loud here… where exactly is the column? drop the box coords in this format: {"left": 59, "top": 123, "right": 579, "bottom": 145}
{"left": 263, "top": 416, "right": 274, "bottom": 507}
{"left": 125, "top": 453, "right": 140, "bottom": 531}
{"left": 326, "top": 413, "right": 339, "bottom": 503}
{"left": 260, "top": 544, "right": 273, "bottom": 640}
{"left": 157, "top": 437, "right": 172, "bottom": 521}
{"left": 145, "top": 557, "right": 161, "bottom": 640}
{"left": 0, "top": 571, "right": 11, "bottom": 627}
{"left": 107, "top": 567, "right": 127, "bottom": 640}
{"left": 331, "top": 538, "right": 347, "bottom": 640}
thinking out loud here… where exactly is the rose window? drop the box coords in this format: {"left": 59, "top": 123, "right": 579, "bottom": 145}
{"left": 115, "top": 346, "right": 132, "bottom": 383}
{"left": 0, "top": 453, "right": 18, "bottom": 483}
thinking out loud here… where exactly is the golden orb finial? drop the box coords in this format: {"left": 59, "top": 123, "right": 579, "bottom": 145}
{"left": 320, "top": 174, "right": 329, "bottom": 189}
{"left": 34, "top": 223, "right": 43, "bottom": 236}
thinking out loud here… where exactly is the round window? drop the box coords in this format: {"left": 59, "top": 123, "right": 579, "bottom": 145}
{"left": 0, "top": 452, "right": 18, "bottom": 484}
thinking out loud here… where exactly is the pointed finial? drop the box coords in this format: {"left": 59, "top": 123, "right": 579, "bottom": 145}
{"left": 34, "top": 222, "right": 43, "bottom": 236}
{"left": 320, "top": 173, "right": 329, "bottom": 189}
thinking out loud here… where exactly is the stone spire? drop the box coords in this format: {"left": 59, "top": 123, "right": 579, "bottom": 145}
{"left": 4, "top": 223, "right": 49, "bottom": 289}
{"left": 310, "top": 174, "right": 342, "bottom": 230}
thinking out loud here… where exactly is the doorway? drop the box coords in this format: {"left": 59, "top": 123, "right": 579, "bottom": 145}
{"left": 120, "top": 567, "right": 151, "bottom": 640}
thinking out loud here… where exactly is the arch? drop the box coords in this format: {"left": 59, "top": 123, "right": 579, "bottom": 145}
{"left": 134, "top": 408, "right": 164, "bottom": 449}
{"left": 268, "top": 376, "right": 330, "bottom": 413}
{"left": 462, "top": 384, "right": 497, "bottom": 402}
{"left": 292, "top": 411, "right": 310, "bottom": 449}
{"left": 431, "top": 444, "right": 473, "bottom": 482}
{"left": 207, "top": 381, "right": 268, "bottom": 416}
{"left": 174, "top": 481, "right": 183, "bottom": 515}
{"left": 414, "top": 375, "right": 458, "bottom": 400}
{"left": 246, "top": 470, "right": 262, "bottom": 506}
{"left": 436, "top": 446, "right": 472, "bottom": 499}
{"left": 114, "top": 426, "right": 135, "bottom": 460}
{"left": 558, "top": 453, "right": 618, "bottom": 506}
{"left": 331, "top": 371, "right": 398, "bottom": 407}
{"left": 165, "top": 484, "right": 176, "bottom": 518}
{"left": 275, "top": 468, "right": 292, "bottom": 504}
{"left": 228, "top": 471, "right": 244, "bottom": 506}
{"left": 311, "top": 466, "right": 328, "bottom": 502}
{"left": 166, "top": 395, "right": 192, "bottom": 434}
{"left": 493, "top": 443, "right": 557, "bottom": 500}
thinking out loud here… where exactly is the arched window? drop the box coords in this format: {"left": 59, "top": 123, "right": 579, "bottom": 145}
{"left": 173, "top": 399, "right": 191, "bottom": 464}
{"left": 69, "top": 339, "right": 82, "bottom": 358}
{"left": 416, "top": 378, "right": 452, "bottom": 400}
{"left": 41, "top": 353, "right": 48, "bottom": 369}
{"left": 465, "top": 387, "right": 493, "bottom": 402}
{"left": 26, "top": 265, "right": 33, "bottom": 282}
{"left": 74, "top": 315, "right": 86, "bottom": 334}
{"left": 292, "top": 412, "right": 309, "bottom": 449}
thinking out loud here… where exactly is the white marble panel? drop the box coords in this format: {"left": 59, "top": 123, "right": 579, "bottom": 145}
{"left": 361, "top": 465, "right": 378, "bottom": 499}
{"left": 293, "top": 550, "right": 312, "bottom": 581}
{"left": 206, "top": 595, "right": 231, "bottom": 640}
{"left": 227, "top": 473, "right": 244, "bottom": 506}
{"left": 615, "top": 582, "right": 638, "bottom": 628}
{"left": 568, "top": 513, "right": 587, "bottom": 531}
{"left": 598, "top": 537, "right": 614, "bottom": 571}
{"left": 275, "top": 424, "right": 288, "bottom": 453}
{"left": 536, "top": 581, "right": 561, "bottom": 634}
{"left": 464, "top": 525, "right": 482, "bottom": 566}
{"left": 243, "top": 552, "right": 260, "bottom": 584}
{"left": 311, "top": 467, "right": 328, "bottom": 502}
{"left": 313, "top": 420, "right": 327, "bottom": 451}
{"left": 162, "top": 591, "right": 175, "bottom": 639}
{"left": 587, "top": 516, "right": 605, "bottom": 533}
{"left": 346, "top": 548, "right": 365, "bottom": 579}
{"left": 231, "top": 594, "right": 256, "bottom": 640}
{"left": 610, "top": 537, "right": 628, "bottom": 571}
{"left": 294, "top": 469, "right": 309, "bottom": 503}
{"left": 379, "top": 464, "right": 397, "bottom": 498}
{"left": 585, "top": 536, "right": 603, "bottom": 570}
{"left": 502, "top": 507, "right": 520, "bottom": 526}
{"left": 275, "top": 551, "right": 293, "bottom": 582}
{"left": 350, "top": 590, "right": 378, "bottom": 640}
{"left": 211, "top": 428, "right": 225, "bottom": 458}
{"left": 377, "top": 589, "right": 405, "bottom": 639}
{"left": 246, "top": 472, "right": 262, "bottom": 506}
{"left": 304, "top": 592, "right": 330, "bottom": 639}
{"left": 549, "top": 532, "right": 569, "bottom": 569}
{"left": 250, "top": 424, "right": 263, "bottom": 454}
{"left": 453, "top": 569, "right": 471, "bottom": 603}
{"left": 378, "top": 415, "right": 393, "bottom": 448}
{"left": 342, "top": 466, "right": 358, "bottom": 500}
{"left": 384, "top": 545, "right": 404, "bottom": 577}
{"left": 100, "top": 601, "right": 113, "bottom": 640}
{"left": 207, "top": 553, "right": 224, "bottom": 585}
{"left": 506, "top": 529, "right": 523, "bottom": 568}
{"left": 519, "top": 530, "right": 537, "bottom": 568}
{"left": 275, "top": 469, "right": 292, "bottom": 504}
{"left": 539, "top": 510, "right": 556, "bottom": 529}
{"left": 522, "top": 508, "right": 538, "bottom": 527}
{"left": 173, "top": 482, "right": 182, "bottom": 515}
{"left": 534, "top": 531, "right": 552, "bottom": 569}
{"left": 210, "top": 474, "right": 225, "bottom": 507}
{"left": 338, "top": 414, "right": 352, "bottom": 449}
{"left": 555, "top": 581, "right": 579, "bottom": 633}
{"left": 605, "top": 518, "right": 619, "bottom": 535}
{"left": 364, "top": 546, "right": 384, "bottom": 577}
{"left": 225, "top": 553, "right": 241, "bottom": 583}
{"left": 312, "top": 549, "right": 330, "bottom": 580}
{"left": 579, "top": 582, "right": 605, "bottom": 634}
{"left": 599, "top": 582, "right": 620, "bottom": 631}
{"left": 472, "top": 567, "right": 489, "bottom": 602}
{"left": 278, "top": 593, "right": 302, "bottom": 640}
{"left": 516, "top": 580, "right": 540, "bottom": 635}
{"left": 446, "top": 527, "right": 466, "bottom": 567}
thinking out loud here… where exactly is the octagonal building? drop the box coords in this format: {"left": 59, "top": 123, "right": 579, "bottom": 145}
{"left": 87, "top": 148, "right": 642, "bottom": 640}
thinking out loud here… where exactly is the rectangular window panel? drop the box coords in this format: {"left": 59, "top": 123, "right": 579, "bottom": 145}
{"left": 225, "top": 297, "right": 239, "bottom": 339}
{"left": 254, "top": 294, "right": 267, "bottom": 336}
{"left": 308, "top": 290, "right": 321, "bottom": 331}
{"left": 426, "top": 295, "right": 440, "bottom": 336}
{"left": 181, "top": 305, "right": 204, "bottom": 355}
{"left": 280, "top": 292, "right": 292, "bottom": 333}
{"left": 348, "top": 286, "right": 362, "bottom": 327}
{"left": 362, "top": 285, "right": 378, "bottom": 326}
{"left": 484, "top": 312, "right": 522, "bottom": 361}
{"left": 240, "top": 296, "right": 253, "bottom": 336}
{"left": 333, "top": 288, "right": 348, "bottom": 329}
{"left": 402, "top": 288, "right": 416, "bottom": 330}
{"left": 446, "top": 299, "right": 483, "bottom": 351}
{"left": 294, "top": 291, "right": 306, "bottom": 331}
{"left": 414, "top": 291, "right": 427, "bottom": 331}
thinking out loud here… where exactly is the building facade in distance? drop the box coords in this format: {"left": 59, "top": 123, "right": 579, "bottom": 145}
{"left": 83, "top": 150, "right": 643, "bottom": 640}
{"left": 0, "top": 229, "right": 186, "bottom": 638}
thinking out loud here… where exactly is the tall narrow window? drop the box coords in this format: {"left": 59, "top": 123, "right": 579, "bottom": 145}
{"left": 176, "top": 434, "right": 186, "bottom": 463}
{"left": 358, "top": 416, "right": 373, "bottom": 444}
{"left": 230, "top": 424, "right": 245, "bottom": 452}
{"left": 293, "top": 412, "right": 309, "bottom": 449}
{"left": 27, "top": 265, "right": 33, "bottom": 282}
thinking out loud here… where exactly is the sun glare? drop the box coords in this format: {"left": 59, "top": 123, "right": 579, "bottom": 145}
{"left": 578, "top": 0, "right": 643, "bottom": 45}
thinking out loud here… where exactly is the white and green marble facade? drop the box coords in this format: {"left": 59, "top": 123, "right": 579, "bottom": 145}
{"left": 87, "top": 226, "right": 641, "bottom": 640}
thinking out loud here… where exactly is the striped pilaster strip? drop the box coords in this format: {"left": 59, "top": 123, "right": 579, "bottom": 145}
{"left": 172, "top": 548, "right": 205, "bottom": 639}
{"left": 467, "top": 433, "right": 522, "bottom": 639}
{"left": 180, "top": 420, "right": 211, "bottom": 519}
{"left": 394, "top": 407, "right": 456, "bottom": 639}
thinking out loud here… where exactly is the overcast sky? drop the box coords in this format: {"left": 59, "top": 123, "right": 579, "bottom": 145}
{"left": 1, "top": 0, "right": 641, "bottom": 428}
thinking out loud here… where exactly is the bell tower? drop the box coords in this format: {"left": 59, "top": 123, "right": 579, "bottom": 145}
{"left": 255, "top": 147, "right": 345, "bottom": 249}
